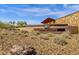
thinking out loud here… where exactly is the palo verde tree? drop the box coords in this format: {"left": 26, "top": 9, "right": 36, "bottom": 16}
{"left": 17, "top": 21, "right": 27, "bottom": 27}
{"left": 9, "top": 21, "right": 16, "bottom": 26}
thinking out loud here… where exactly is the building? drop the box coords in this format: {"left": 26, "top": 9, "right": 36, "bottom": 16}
{"left": 41, "top": 11, "right": 79, "bottom": 28}
{"left": 19, "top": 11, "right": 79, "bottom": 34}
{"left": 41, "top": 17, "right": 56, "bottom": 24}
{"left": 40, "top": 12, "right": 79, "bottom": 34}
{"left": 34, "top": 24, "right": 78, "bottom": 34}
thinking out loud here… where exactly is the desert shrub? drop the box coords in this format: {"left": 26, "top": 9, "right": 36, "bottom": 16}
{"left": 7, "top": 28, "right": 13, "bottom": 31}
{"left": 39, "top": 34, "right": 50, "bottom": 40}
{"left": 17, "top": 32, "right": 22, "bottom": 35}
{"left": 61, "top": 32, "right": 71, "bottom": 39}
{"left": 35, "top": 31, "right": 41, "bottom": 35}
{"left": 54, "top": 38, "right": 67, "bottom": 46}
{"left": 47, "top": 33, "right": 55, "bottom": 37}
{"left": 53, "top": 35, "right": 68, "bottom": 46}
{"left": 2, "top": 33, "right": 8, "bottom": 35}
{"left": 30, "top": 36, "right": 38, "bottom": 39}
{"left": 23, "top": 34, "right": 28, "bottom": 37}
{"left": 0, "top": 21, "right": 8, "bottom": 29}
{"left": 31, "top": 31, "right": 41, "bottom": 36}
{"left": 19, "top": 31, "right": 29, "bottom": 37}
{"left": 16, "top": 28, "right": 20, "bottom": 31}
{"left": 21, "top": 30, "right": 28, "bottom": 34}
{"left": 0, "top": 23, "right": 15, "bottom": 29}
{"left": 0, "top": 36, "right": 3, "bottom": 39}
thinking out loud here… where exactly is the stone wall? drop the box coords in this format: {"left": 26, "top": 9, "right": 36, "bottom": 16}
{"left": 56, "top": 11, "right": 79, "bottom": 27}
{"left": 55, "top": 11, "right": 79, "bottom": 31}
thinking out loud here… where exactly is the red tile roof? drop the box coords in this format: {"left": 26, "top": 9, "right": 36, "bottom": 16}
{"left": 41, "top": 17, "right": 55, "bottom": 24}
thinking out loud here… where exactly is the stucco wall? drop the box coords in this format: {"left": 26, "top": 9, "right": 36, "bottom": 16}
{"left": 18, "top": 26, "right": 44, "bottom": 32}
{"left": 18, "top": 25, "right": 68, "bottom": 32}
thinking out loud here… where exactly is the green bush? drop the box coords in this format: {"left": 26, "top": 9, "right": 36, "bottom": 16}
{"left": 0, "top": 21, "right": 14, "bottom": 29}
{"left": 47, "top": 33, "right": 55, "bottom": 37}
{"left": 53, "top": 37, "right": 68, "bottom": 46}
{"left": 53, "top": 34, "right": 68, "bottom": 46}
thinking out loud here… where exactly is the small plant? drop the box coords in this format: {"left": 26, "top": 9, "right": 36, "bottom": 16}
{"left": 61, "top": 32, "right": 71, "bottom": 39}
{"left": 0, "top": 36, "right": 3, "bottom": 39}
{"left": 31, "top": 31, "right": 41, "bottom": 36}
{"left": 21, "top": 30, "right": 28, "bottom": 34}
{"left": 31, "top": 36, "right": 37, "bottom": 39}
{"left": 47, "top": 33, "right": 54, "bottom": 37}
{"left": 35, "top": 32, "right": 40, "bottom": 35}
{"left": 2, "top": 33, "right": 8, "bottom": 35}
{"left": 53, "top": 36, "right": 68, "bottom": 46}
{"left": 39, "top": 34, "right": 50, "bottom": 40}
{"left": 23, "top": 34, "right": 28, "bottom": 37}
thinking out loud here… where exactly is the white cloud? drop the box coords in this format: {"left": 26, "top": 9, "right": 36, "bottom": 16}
{"left": 68, "top": 5, "right": 79, "bottom": 9}
{"left": 33, "top": 10, "right": 72, "bottom": 17}
{"left": 69, "top": 5, "right": 79, "bottom": 11}
{"left": 0, "top": 5, "right": 72, "bottom": 18}
{"left": 21, "top": 7, "right": 68, "bottom": 17}
{"left": 0, "top": 5, "right": 76, "bottom": 19}
{"left": 23, "top": 8, "right": 51, "bottom": 13}
{"left": 63, "top": 4, "right": 79, "bottom": 11}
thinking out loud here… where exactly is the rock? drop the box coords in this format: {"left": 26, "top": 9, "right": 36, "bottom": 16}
{"left": 22, "top": 47, "right": 37, "bottom": 55}
{"left": 9, "top": 45, "right": 37, "bottom": 55}
{"left": 9, "top": 45, "right": 24, "bottom": 55}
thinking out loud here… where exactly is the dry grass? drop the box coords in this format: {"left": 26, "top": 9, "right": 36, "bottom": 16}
{"left": 0, "top": 29, "right": 79, "bottom": 55}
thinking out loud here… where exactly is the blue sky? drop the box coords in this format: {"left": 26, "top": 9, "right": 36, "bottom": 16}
{"left": 0, "top": 4, "right": 79, "bottom": 24}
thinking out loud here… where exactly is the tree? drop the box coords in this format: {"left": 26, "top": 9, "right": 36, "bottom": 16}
{"left": 0, "top": 21, "right": 12, "bottom": 29}
{"left": 0, "top": 21, "right": 5, "bottom": 28}
{"left": 17, "top": 21, "right": 27, "bottom": 27}
{"left": 9, "top": 21, "right": 15, "bottom": 26}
